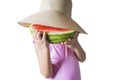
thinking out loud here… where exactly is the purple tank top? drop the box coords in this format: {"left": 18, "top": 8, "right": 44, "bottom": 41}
{"left": 48, "top": 44, "right": 81, "bottom": 80}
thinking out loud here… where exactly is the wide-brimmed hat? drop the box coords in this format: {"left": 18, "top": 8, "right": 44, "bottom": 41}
{"left": 18, "top": 0, "right": 87, "bottom": 34}
{"left": 18, "top": 11, "right": 87, "bottom": 34}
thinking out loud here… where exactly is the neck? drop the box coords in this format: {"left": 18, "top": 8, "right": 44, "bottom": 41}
{"left": 39, "top": 0, "right": 72, "bottom": 17}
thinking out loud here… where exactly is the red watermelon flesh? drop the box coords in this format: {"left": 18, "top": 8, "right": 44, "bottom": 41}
{"left": 31, "top": 24, "right": 70, "bottom": 32}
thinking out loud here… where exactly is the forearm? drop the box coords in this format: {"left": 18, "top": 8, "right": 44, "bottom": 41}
{"left": 74, "top": 44, "right": 86, "bottom": 62}
{"left": 34, "top": 45, "right": 53, "bottom": 78}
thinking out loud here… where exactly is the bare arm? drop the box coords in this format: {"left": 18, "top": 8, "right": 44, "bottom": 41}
{"left": 62, "top": 33, "right": 86, "bottom": 62}
{"left": 33, "top": 31, "right": 52, "bottom": 78}
{"left": 74, "top": 42, "right": 86, "bottom": 62}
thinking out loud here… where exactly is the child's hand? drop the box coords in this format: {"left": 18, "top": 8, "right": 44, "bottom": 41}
{"left": 61, "top": 32, "right": 80, "bottom": 50}
{"left": 61, "top": 38, "right": 80, "bottom": 50}
{"left": 33, "top": 31, "right": 49, "bottom": 52}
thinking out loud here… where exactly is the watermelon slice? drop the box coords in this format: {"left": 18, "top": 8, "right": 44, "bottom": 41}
{"left": 30, "top": 24, "right": 77, "bottom": 44}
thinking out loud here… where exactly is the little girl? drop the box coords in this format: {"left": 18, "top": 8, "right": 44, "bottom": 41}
{"left": 33, "top": 31, "right": 86, "bottom": 80}
{"left": 18, "top": 0, "right": 87, "bottom": 79}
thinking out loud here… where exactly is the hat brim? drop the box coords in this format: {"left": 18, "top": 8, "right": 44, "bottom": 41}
{"left": 18, "top": 11, "right": 87, "bottom": 34}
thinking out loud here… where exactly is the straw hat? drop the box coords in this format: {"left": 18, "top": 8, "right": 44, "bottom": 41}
{"left": 18, "top": 0, "right": 87, "bottom": 34}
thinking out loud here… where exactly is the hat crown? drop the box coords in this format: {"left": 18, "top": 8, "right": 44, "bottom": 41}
{"left": 39, "top": 0, "right": 72, "bottom": 17}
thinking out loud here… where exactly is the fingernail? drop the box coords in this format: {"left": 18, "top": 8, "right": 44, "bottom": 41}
{"left": 68, "top": 38, "right": 71, "bottom": 41}
{"left": 64, "top": 41, "right": 67, "bottom": 44}
{"left": 61, "top": 42, "right": 64, "bottom": 44}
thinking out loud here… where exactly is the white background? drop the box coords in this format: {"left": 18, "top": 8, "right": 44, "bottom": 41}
{"left": 0, "top": 0, "right": 120, "bottom": 80}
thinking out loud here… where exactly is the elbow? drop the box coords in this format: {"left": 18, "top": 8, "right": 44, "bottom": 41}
{"left": 40, "top": 69, "right": 53, "bottom": 78}
{"left": 41, "top": 72, "right": 52, "bottom": 78}
{"left": 43, "top": 74, "right": 51, "bottom": 78}
{"left": 79, "top": 58, "right": 86, "bottom": 62}
{"left": 79, "top": 53, "right": 86, "bottom": 62}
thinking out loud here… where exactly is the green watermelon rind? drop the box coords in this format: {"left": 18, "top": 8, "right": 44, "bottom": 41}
{"left": 30, "top": 28, "right": 35, "bottom": 35}
{"left": 29, "top": 28, "right": 77, "bottom": 44}
{"left": 47, "top": 31, "right": 77, "bottom": 43}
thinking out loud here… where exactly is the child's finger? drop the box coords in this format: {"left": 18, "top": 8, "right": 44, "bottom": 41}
{"left": 64, "top": 41, "right": 67, "bottom": 45}
{"left": 68, "top": 38, "right": 71, "bottom": 41}
{"left": 61, "top": 42, "right": 64, "bottom": 44}
{"left": 33, "top": 31, "right": 38, "bottom": 40}
{"left": 42, "top": 31, "right": 46, "bottom": 40}
{"left": 37, "top": 31, "right": 42, "bottom": 40}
